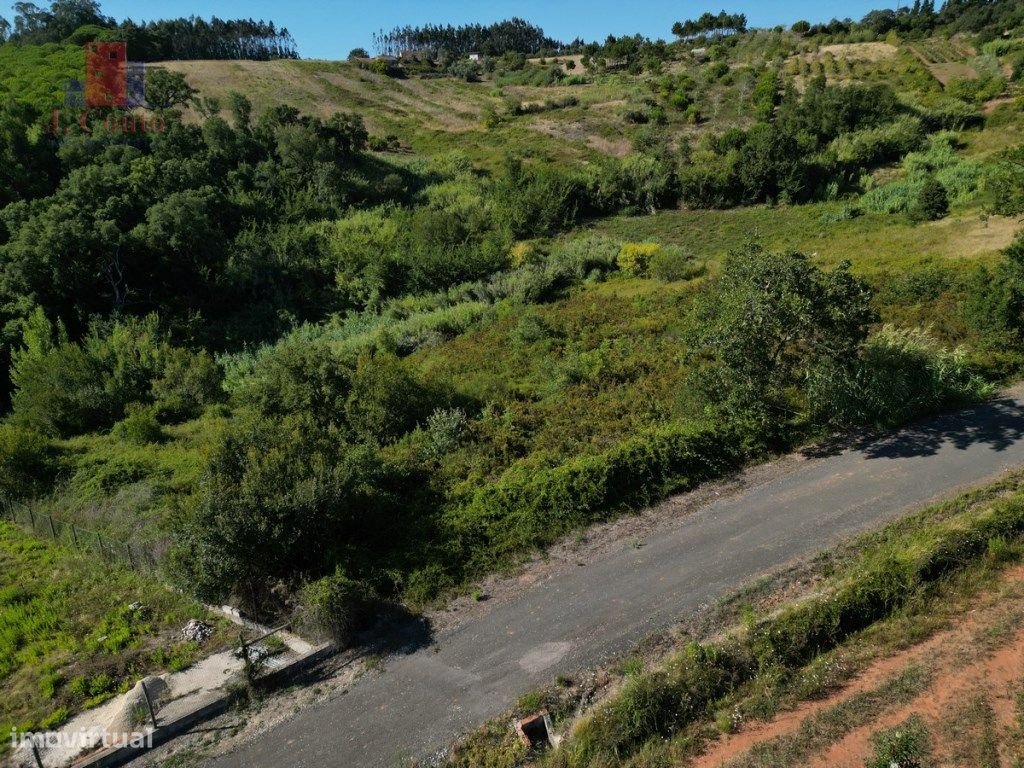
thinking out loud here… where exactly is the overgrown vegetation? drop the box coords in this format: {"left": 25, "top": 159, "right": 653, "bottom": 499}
{"left": 0, "top": 0, "right": 1022, "bottom": 692}
{"left": 0, "top": 521, "right": 228, "bottom": 744}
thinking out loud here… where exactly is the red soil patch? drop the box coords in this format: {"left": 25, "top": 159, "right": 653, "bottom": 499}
{"left": 691, "top": 566, "right": 1024, "bottom": 768}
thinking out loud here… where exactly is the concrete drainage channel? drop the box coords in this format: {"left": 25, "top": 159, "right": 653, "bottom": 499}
{"left": 11, "top": 609, "right": 339, "bottom": 768}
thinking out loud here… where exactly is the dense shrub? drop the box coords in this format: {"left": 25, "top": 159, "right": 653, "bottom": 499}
{"left": 0, "top": 424, "right": 55, "bottom": 499}
{"left": 8, "top": 311, "right": 165, "bottom": 437}
{"left": 809, "top": 326, "right": 994, "bottom": 429}
{"left": 293, "top": 568, "right": 375, "bottom": 646}
{"left": 111, "top": 404, "right": 165, "bottom": 445}
{"left": 908, "top": 175, "right": 949, "bottom": 222}
{"left": 446, "top": 420, "right": 746, "bottom": 574}
{"left": 151, "top": 348, "right": 223, "bottom": 421}
{"left": 229, "top": 337, "right": 353, "bottom": 427}
{"left": 345, "top": 352, "right": 436, "bottom": 443}
{"left": 961, "top": 232, "right": 1024, "bottom": 350}
{"left": 616, "top": 242, "right": 662, "bottom": 276}
{"left": 166, "top": 411, "right": 392, "bottom": 610}
{"left": 827, "top": 116, "right": 924, "bottom": 169}
{"left": 987, "top": 145, "right": 1024, "bottom": 216}
{"left": 687, "top": 248, "right": 876, "bottom": 428}
{"left": 862, "top": 134, "right": 981, "bottom": 214}
{"left": 491, "top": 159, "right": 586, "bottom": 239}
{"left": 650, "top": 247, "right": 706, "bottom": 282}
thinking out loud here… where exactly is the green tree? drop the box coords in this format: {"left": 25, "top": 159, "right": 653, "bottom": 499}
{"left": 144, "top": 67, "right": 197, "bottom": 111}
{"left": 166, "top": 411, "right": 378, "bottom": 609}
{"left": 345, "top": 352, "right": 434, "bottom": 443}
{"left": 988, "top": 145, "right": 1024, "bottom": 216}
{"left": 961, "top": 231, "right": 1024, "bottom": 348}
{"left": 687, "top": 246, "right": 876, "bottom": 431}
{"left": 227, "top": 91, "right": 253, "bottom": 130}
{"left": 909, "top": 175, "right": 949, "bottom": 222}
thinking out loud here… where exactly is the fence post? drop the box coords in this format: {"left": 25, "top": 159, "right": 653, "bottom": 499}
{"left": 140, "top": 679, "right": 159, "bottom": 728}
{"left": 126, "top": 543, "right": 136, "bottom": 571}
{"left": 70, "top": 523, "right": 79, "bottom": 549}
{"left": 28, "top": 507, "right": 35, "bottom": 532}
{"left": 47, "top": 514, "right": 57, "bottom": 540}
{"left": 97, "top": 531, "right": 106, "bottom": 560}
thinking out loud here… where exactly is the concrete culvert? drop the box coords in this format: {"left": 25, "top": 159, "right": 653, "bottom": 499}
{"left": 515, "top": 709, "right": 558, "bottom": 750}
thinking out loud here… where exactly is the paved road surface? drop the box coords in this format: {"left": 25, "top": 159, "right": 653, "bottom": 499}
{"left": 211, "top": 388, "right": 1024, "bottom": 768}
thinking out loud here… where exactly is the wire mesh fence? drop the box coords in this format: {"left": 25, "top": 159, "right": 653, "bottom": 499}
{"left": 0, "top": 496, "right": 160, "bottom": 573}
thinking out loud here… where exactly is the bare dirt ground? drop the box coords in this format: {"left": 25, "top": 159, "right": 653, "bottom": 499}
{"left": 923, "top": 213, "right": 1020, "bottom": 261}
{"left": 528, "top": 118, "right": 632, "bottom": 157}
{"left": 985, "top": 95, "right": 1019, "bottom": 115}
{"left": 527, "top": 54, "right": 585, "bottom": 74}
{"left": 691, "top": 565, "right": 1024, "bottom": 767}
{"left": 812, "top": 42, "right": 899, "bottom": 62}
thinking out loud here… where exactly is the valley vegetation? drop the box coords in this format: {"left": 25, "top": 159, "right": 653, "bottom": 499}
{"left": 0, "top": 0, "right": 1023, "bottom": 741}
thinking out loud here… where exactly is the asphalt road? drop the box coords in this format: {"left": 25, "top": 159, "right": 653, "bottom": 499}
{"left": 210, "top": 388, "right": 1024, "bottom": 768}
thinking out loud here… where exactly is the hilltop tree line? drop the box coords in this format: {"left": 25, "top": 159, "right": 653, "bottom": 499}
{"left": 796, "top": 0, "right": 1023, "bottom": 41}
{"left": 0, "top": 0, "right": 297, "bottom": 60}
{"left": 671, "top": 11, "right": 748, "bottom": 39}
{"left": 371, "top": 18, "right": 562, "bottom": 57}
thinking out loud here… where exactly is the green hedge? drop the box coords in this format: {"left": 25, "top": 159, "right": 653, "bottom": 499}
{"left": 758, "top": 497, "right": 1024, "bottom": 666}
{"left": 446, "top": 421, "right": 746, "bottom": 574}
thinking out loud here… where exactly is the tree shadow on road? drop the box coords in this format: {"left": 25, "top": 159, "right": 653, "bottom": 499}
{"left": 802, "top": 397, "right": 1024, "bottom": 460}
{"left": 358, "top": 603, "right": 435, "bottom": 658}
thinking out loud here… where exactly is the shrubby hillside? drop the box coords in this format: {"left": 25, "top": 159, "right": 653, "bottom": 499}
{"left": 0, "top": 2, "right": 1023, "bottom": 737}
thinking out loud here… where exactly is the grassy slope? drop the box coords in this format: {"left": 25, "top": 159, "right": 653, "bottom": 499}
{"left": 0, "top": 522, "right": 230, "bottom": 745}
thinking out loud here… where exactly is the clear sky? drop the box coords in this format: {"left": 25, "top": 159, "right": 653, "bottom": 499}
{"left": 13, "top": 1, "right": 899, "bottom": 60}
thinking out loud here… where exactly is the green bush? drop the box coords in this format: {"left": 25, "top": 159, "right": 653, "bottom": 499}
{"left": 987, "top": 145, "right": 1024, "bottom": 216}
{"left": 510, "top": 310, "right": 554, "bottom": 347}
{"left": 404, "top": 563, "right": 457, "bottom": 606}
{"left": 908, "top": 175, "right": 949, "bottom": 222}
{"left": 617, "top": 243, "right": 662, "bottom": 276}
{"left": 230, "top": 337, "right": 353, "bottom": 428}
{"left": 345, "top": 352, "right": 436, "bottom": 443}
{"left": 151, "top": 348, "right": 224, "bottom": 421}
{"left": 0, "top": 424, "right": 55, "bottom": 499}
{"left": 293, "top": 568, "right": 374, "bottom": 646}
{"left": 111, "top": 404, "right": 165, "bottom": 445}
{"left": 650, "top": 247, "right": 706, "bottom": 282}
{"left": 961, "top": 232, "right": 1024, "bottom": 349}
{"left": 809, "top": 326, "right": 994, "bottom": 429}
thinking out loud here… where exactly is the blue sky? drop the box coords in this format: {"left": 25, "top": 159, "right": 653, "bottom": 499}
{"left": 15, "top": 1, "right": 897, "bottom": 59}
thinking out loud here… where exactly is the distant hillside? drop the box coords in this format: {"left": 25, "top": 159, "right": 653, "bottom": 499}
{"left": 156, "top": 28, "right": 1016, "bottom": 168}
